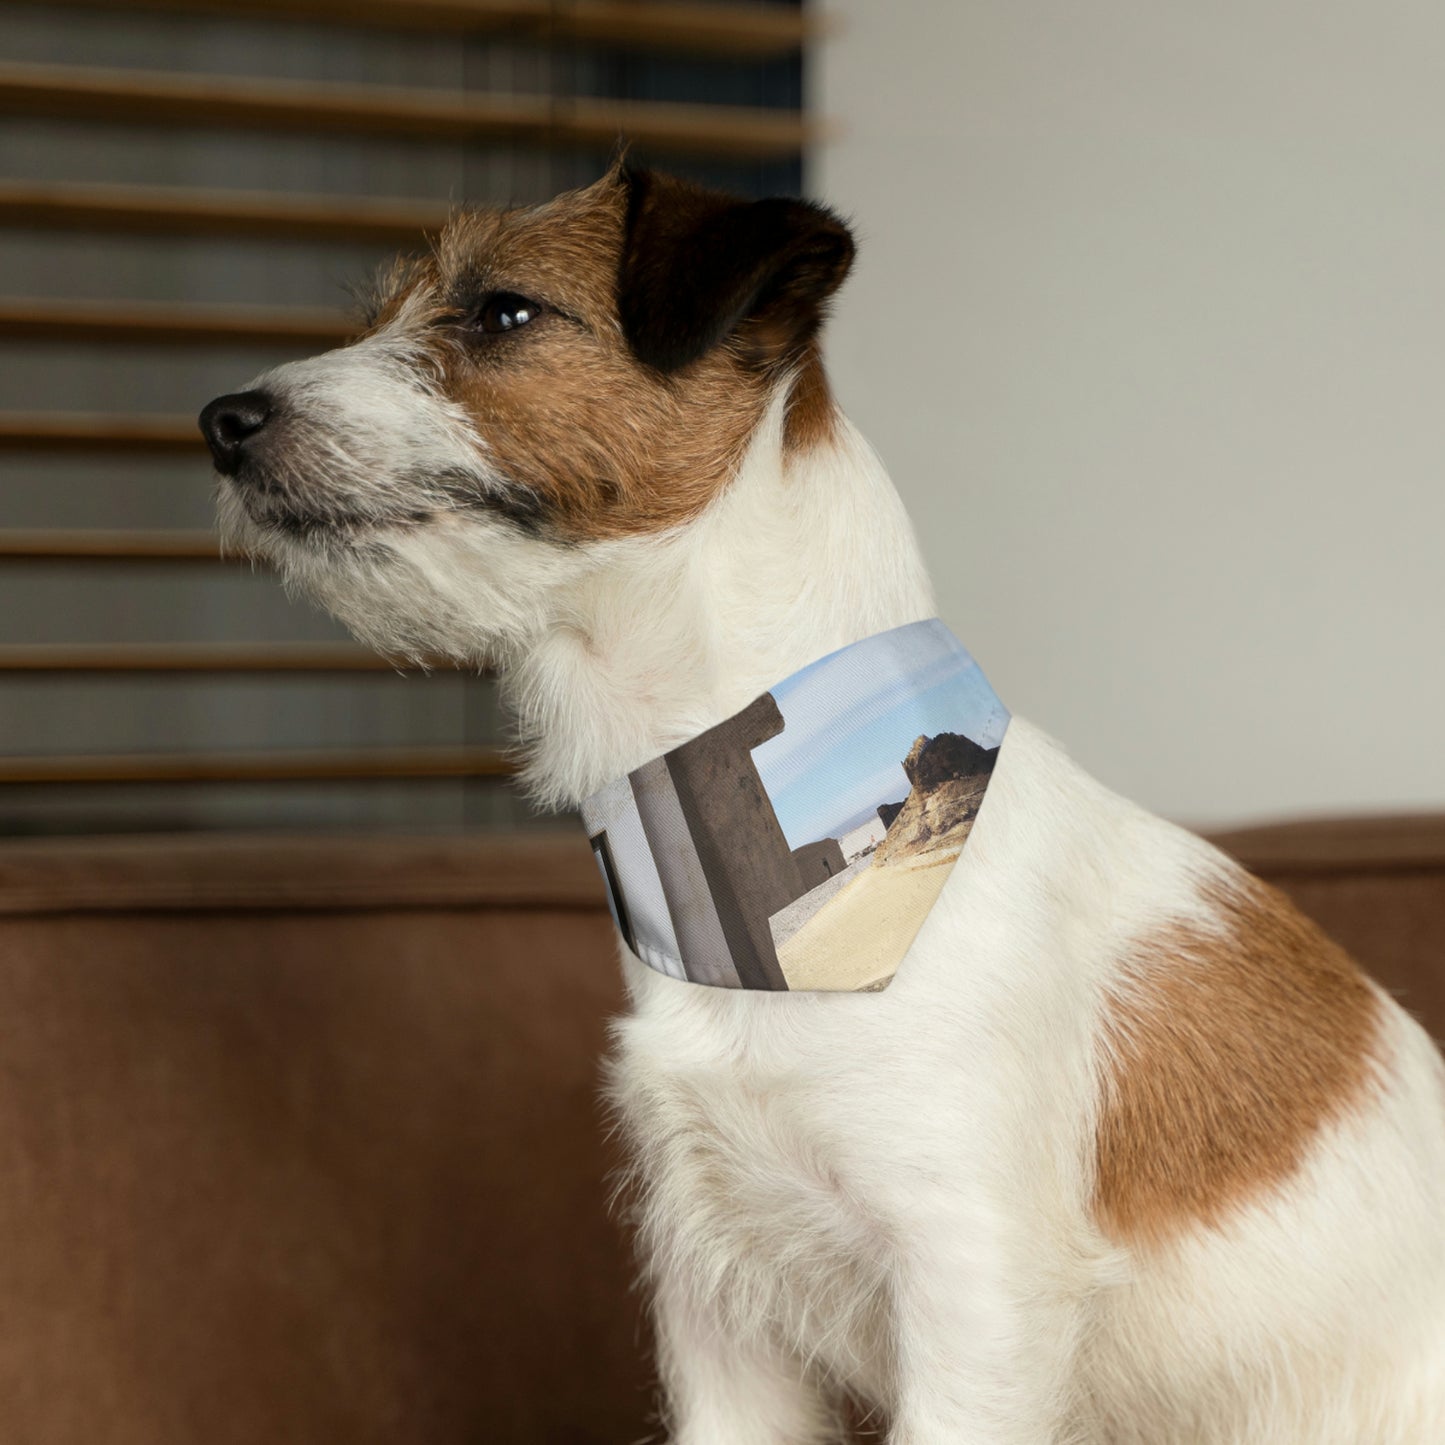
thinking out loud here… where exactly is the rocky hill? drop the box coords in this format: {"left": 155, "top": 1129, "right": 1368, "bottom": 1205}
{"left": 872, "top": 731, "right": 999, "bottom": 866}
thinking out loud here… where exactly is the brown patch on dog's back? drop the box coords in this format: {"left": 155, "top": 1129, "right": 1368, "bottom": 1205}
{"left": 1094, "top": 874, "right": 1382, "bottom": 1247}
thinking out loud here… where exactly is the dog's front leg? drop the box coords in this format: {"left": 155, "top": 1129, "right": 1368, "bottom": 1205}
{"left": 654, "top": 1275, "right": 841, "bottom": 1445}
{"left": 885, "top": 1228, "right": 1085, "bottom": 1445}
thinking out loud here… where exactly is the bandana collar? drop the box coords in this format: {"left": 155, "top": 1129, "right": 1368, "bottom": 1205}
{"left": 580, "top": 619, "right": 1009, "bottom": 992}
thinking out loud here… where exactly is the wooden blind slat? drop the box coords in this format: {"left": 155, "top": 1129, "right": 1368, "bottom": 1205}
{"left": 0, "top": 643, "right": 424, "bottom": 672}
{"left": 0, "top": 298, "right": 353, "bottom": 348}
{"left": 0, "top": 746, "right": 514, "bottom": 784}
{"left": 0, "top": 530, "right": 227, "bottom": 561}
{"left": 0, "top": 412, "right": 201, "bottom": 452}
{"left": 0, "top": 62, "right": 817, "bottom": 161}
{"left": 0, "top": 180, "right": 449, "bottom": 245}
{"left": 20, "top": 0, "right": 815, "bottom": 58}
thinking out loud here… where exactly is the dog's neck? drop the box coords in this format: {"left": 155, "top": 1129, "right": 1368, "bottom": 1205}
{"left": 505, "top": 391, "right": 938, "bottom": 809}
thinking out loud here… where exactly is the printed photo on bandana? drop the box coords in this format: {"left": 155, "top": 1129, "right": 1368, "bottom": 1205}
{"left": 580, "top": 620, "right": 1009, "bottom": 992}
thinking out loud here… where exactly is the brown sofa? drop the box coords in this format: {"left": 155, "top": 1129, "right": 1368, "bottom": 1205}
{"left": 0, "top": 819, "right": 1439, "bottom": 1443}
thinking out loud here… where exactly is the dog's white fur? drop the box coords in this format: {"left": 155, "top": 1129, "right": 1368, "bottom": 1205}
{"left": 215, "top": 219, "right": 1445, "bottom": 1444}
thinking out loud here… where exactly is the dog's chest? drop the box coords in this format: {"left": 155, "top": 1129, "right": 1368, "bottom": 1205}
{"left": 613, "top": 1011, "right": 896, "bottom": 1389}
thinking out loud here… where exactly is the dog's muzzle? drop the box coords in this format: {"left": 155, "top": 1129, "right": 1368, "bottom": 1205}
{"left": 199, "top": 390, "right": 274, "bottom": 476}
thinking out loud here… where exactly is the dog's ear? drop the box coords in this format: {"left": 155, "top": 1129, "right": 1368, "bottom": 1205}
{"left": 618, "top": 167, "right": 855, "bottom": 375}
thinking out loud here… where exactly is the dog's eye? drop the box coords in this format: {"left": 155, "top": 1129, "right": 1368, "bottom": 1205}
{"left": 474, "top": 292, "right": 542, "bottom": 335}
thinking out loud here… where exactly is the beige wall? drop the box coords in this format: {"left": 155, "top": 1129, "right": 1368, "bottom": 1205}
{"left": 813, "top": 1, "right": 1445, "bottom": 826}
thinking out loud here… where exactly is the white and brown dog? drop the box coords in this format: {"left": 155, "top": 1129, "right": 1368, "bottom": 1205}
{"left": 201, "top": 166, "right": 1445, "bottom": 1443}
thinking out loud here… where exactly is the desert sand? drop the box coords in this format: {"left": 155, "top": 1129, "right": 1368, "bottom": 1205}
{"left": 776, "top": 849, "right": 962, "bottom": 991}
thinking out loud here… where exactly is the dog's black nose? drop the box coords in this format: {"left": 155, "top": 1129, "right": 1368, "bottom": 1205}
{"left": 199, "top": 390, "right": 273, "bottom": 475}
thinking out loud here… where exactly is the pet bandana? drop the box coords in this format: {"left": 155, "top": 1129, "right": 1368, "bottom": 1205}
{"left": 580, "top": 619, "right": 1009, "bottom": 992}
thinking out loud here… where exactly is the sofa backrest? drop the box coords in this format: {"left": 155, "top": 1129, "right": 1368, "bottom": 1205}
{"left": 0, "top": 832, "right": 650, "bottom": 1445}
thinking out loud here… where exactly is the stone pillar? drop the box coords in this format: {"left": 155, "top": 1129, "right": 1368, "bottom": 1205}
{"left": 629, "top": 757, "right": 738, "bottom": 988}
{"left": 791, "top": 838, "right": 846, "bottom": 889}
{"left": 664, "top": 693, "right": 803, "bottom": 990}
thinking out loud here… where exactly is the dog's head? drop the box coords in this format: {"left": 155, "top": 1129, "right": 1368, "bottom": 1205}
{"left": 200, "top": 166, "right": 854, "bottom": 664}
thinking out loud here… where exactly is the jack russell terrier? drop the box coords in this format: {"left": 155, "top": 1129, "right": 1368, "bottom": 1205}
{"left": 200, "top": 165, "right": 1445, "bottom": 1444}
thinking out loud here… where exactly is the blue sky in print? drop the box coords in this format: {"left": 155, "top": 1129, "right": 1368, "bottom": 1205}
{"left": 750, "top": 620, "right": 1010, "bottom": 850}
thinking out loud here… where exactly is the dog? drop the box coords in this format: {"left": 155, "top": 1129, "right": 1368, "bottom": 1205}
{"left": 200, "top": 164, "right": 1445, "bottom": 1443}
